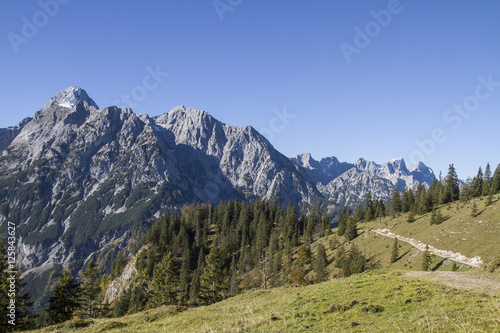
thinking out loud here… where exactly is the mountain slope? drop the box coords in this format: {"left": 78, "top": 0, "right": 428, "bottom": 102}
{"left": 0, "top": 87, "right": 435, "bottom": 311}
{"left": 0, "top": 88, "right": 322, "bottom": 296}
{"left": 33, "top": 270, "right": 499, "bottom": 332}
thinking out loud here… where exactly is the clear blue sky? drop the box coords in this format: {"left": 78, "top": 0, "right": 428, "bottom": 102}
{"left": 1, "top": 0, "right": 499, "bottom": 179}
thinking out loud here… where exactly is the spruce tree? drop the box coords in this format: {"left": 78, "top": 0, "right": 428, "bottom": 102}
{"left": 443, "top": 164, "right": 460, "bottom": 203}
{"left": 295, "top": 244, "right": 312, "bottom": 267}
{"left": 472, "top": 167, "right": 484, "bottom": 198}
{"left": 407, "top": 206, "right": 416, "bottom": 223}
{"left": 335, "top": 245, "right": 346, "bottom": 269}
{"left": 430, "top": 208, "right": 437, "bottom": 225}
{"left": 353, "top": 202, "right": 364, "bottom": 222}
{"left": 421, "top": 246, "right": 431, "bottom": 271}
{"left": 46, "top": 270, "right": 80, "bottom": 324}
{"left": 486, "top": 191, "right": 493, "bottom": 207}
{"left": 78, "top": 260, "right": 101, "bottom": 320}
{"left": 364, "top": 192, "right": 375, "bottom": 221}
{"left": 228, "top": 256, "right": 239, "bottom": 296}
{"left": 149, "top": 252, "right": 178, "bottom": 307}
{"left": 491, "top": 164, "right": 500, "bottom": 194}
{"left": 471, "top": 201, "right": 478, "bottom": 217}
{"left": 401, "top": 188, "right": 415, "bottom": 213}
{"left": 337, "top": 208, "right": 347, "bottom": 236}
{"left": 483, "top": 163, "right": 492, "bottom": 196}
{"left": 199, "top": 243, "right": 226, "bottom": 305}
{"left": 390, "top": 238, "right": 399, "bottom": 263}
{"left": 113, "top": 289, "right": 131, "bottom": 317}
{"left": 188, "top": 267, "right": 201, "bottom": 306}
{"left": 321, "top": 208, "right": 332, "bottom": 236}
{"left": 388, "top": 189, "right": 402, "bottom": 217}
{"left": 313, "top": 243, "right": 328, "bottom": 283}
{"left": 345, "top": 217, "right": 358, "bottom": 242}
{"left": 342, "top": 245, "right": 365, "bottom": 277}
{"left": 375, "top": 200, "right": 386, "bottom": 224}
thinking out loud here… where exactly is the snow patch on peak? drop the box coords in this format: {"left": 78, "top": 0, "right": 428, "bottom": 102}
{"left": 50, "top": 86, "right": 99, "bottom": 110}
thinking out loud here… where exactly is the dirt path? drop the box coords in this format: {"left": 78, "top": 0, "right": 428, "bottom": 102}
{"left": 404, "top": 271, "right": 500, "bottom": 296}
{"left": 370, "top": 228, "right": 483, "bottom": 267}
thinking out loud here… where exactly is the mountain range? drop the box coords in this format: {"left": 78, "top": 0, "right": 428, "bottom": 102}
{"left": 0, "top": 87, "right": 435, "bottom": 308}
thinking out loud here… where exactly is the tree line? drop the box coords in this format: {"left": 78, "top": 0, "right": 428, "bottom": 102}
{"left": 111, "top": 199, "right": 374, "bottom": 317}
{"left": 12, "top": 162, "right": 500, "bottom": 328}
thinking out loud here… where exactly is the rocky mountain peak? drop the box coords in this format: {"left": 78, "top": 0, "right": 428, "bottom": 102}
{"left": 47, "top": 86, "right": 98, "bottom": 110}
{"left": 294, "top": 152, "right": 317, "bottom": 169}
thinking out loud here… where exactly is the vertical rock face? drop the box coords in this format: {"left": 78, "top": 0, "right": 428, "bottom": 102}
{"left": 0, "top": 87, "right": 435, "bottom": 308}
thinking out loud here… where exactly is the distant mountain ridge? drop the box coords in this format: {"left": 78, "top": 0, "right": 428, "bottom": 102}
{"left": 0, "top": 87, "right": 435, "bottom": 309}
{"left": 292, "top": 152, "right": 435, "bottom": 207}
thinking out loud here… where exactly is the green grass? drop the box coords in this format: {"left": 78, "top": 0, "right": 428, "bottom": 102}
{"left": 30, "top": 270, "right": 500, "bottom": 332}
{"left": 30, "top": 196, "right": 500, "bottom": 332}
{"left": 323, "top": 196, "right": 500, "bottom": 275}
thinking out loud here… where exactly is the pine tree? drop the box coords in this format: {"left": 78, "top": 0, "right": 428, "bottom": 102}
{"left": 353, "top": 202, "right": 364, "bottom": 222}
{"left": 313, "top": 243, "right": 328, "bottom": 283}
{"left": 295, "top": 244, "right": 312, "bottom": 267}
{"left": 78, "top": 260, "right": 101, "bottom": 320}
{"left": 321, "top": 208, "right": 332, "bottom": 236}
{"left": 149, "top": 252, "right": 178, "bottom": 307}
{"left": 485, "top": 191, "right": 493, "bottom": 206}
{"left": 460, "top": 177, "right": 474, "bottom": 205}
{"left": 199, "top": 243, "right": 226, "bottom": 305}
{"left": 111, "top": 252, "right": 128, "bottom": 280}
{"left": 113, "top": 289, "right": 131, "bottom": 317}
{"left": 444, "top": 164, "right": 460, "bottom": 203}
{"left": 188, "top": 267, "right": 201, "bottom": 306}
{"left": 341, "top": 245, "right": 365, "bottom": 277}
{"left": 375, "top": 200, "right": 386, "bottom": 224}
{"left": 46, "top": 270, "right": 80, "bottom": 324}
{"left": 335, "top": 245, "right": 346, "bottom": 269}
{"left": 407, "top": 206, "right": 416, "bottom": 223}
{"left": 471, "top": 201, "right": 478, "bottom": 217}
{"left": 472, "top": 167, "right": 484, "bottom": 198}
{"left": 228, "top": 256, "right": 239, "bottom": 296}
{"left": 390, "top": 238, "right": 399, "bottom": 263}
{"left": 388, "top": 189, "right": 402, "bottom": 217}
{"left": 345, "top": 217, "right": 358, "bottom": 242}
{"left": 401, "top": 188, "right": 415, "bottom": 213}
{"left": 491, "top": 164, "right": 500, "bottom": 194}
{"left": 127, "top": 284, "right": 147, "bottom": 315}
{"left": 483, "top": 163, "right": 492, "bottom": 196}
{"left": 421, "top": 246, "right": 431, "bottom": 271}
{"left": 430, "top": 208, "right": 437, "bottom": 225}
{"left": 364, "top": 192, "right": 375, "bottom": 221}
{"left": 337, "top": 208, "right": 347, "bottom": 236}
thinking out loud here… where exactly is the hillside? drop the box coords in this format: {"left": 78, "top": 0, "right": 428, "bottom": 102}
{"left": 0, "top": 87, "right": 437, "bottom": 311}
{"left": 341, "top": 194, "right": 500, "bottom": 273}
{"left": 30, "top": 270, "right": 499, "bottom": 332}
{"left": 23, "top": 195, "right": 500, "bottom": 331}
